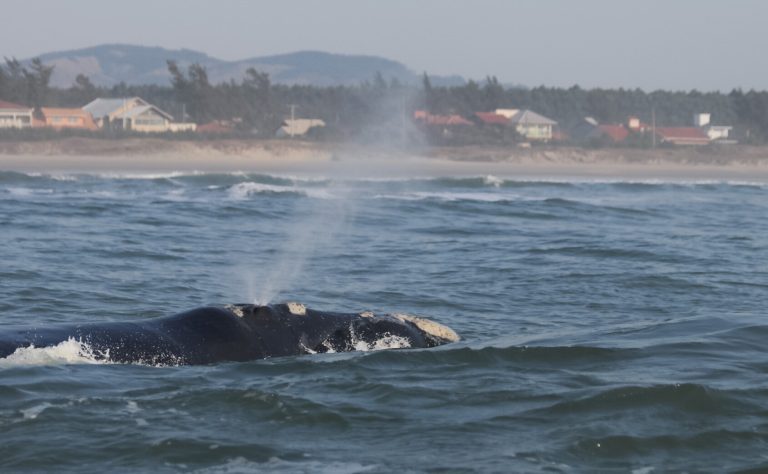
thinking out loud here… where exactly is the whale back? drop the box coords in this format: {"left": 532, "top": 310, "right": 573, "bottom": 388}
{"left": 229, "top": 303, "right": 459, "bottom": 353}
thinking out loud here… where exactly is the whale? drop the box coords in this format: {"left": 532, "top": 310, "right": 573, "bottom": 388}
{"left": 0, "top": 303, "right": 460, "bottom": 365}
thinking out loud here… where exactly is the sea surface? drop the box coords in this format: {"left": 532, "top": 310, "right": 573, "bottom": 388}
{"left": 0, "top": 167, "right": 767, "bottom": 473}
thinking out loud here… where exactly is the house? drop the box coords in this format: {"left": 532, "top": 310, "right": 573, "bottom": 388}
{"left": 414, "top": 111, "right": 473, "bottom": 126}
{"left": 197, "top": 120, "right": 236, "bottom": 134}
{"left": 473, "top": 112, "right": 509, "bottom": 126}
{"left": 82, "top": 97, "right": 196, "bottom": 132}
{"left": 589, "top": 124, "right": 629, "bottom": 143}
{"left": 509, "top": 109, "right": 557, "bottom": 141}
{"left": 693, "top": 113, "right": 732, "bottom": 141}
{"left": 569, "top": 117, "right": 600, "bottom": 142}
{"left": 276, "top": 119, "right": 326, "bottom": 137}
{"left": 37, "top": 108, "right": 98, "bottom": 130}
{"left": 494, "top": 109, "right": 519, "bottom": 119}
{"left": 0, "top": 100, "right": 34, "bottom": 128}
{"left": 571, "top": 116, "right": 652, "bottom": 144}
{"left": 113, "top": 105, "right": 176, "bottom": 133}
{"left": 654, "top": 127, "right": 710, "bottom": 146}
{"left": 626, "top": 116, "right": 652, "bottom": 133}
{"left": 83, "top": 97, "right": 150, "bottom": 128}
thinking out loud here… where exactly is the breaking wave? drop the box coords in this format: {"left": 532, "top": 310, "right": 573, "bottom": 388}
{"left": 0, "top": 338, "right": 109, "bottom": 367}
{"left": 227, "top": 182, "right": 333, "bottom": 200}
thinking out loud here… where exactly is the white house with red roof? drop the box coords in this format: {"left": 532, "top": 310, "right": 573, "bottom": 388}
{"left": 0, "top": 100, "right": 34, "bottom": 129}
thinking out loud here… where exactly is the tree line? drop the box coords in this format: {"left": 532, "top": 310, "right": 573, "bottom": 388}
{"left": 2, "top": 57, "right": 768, "bottom": 144}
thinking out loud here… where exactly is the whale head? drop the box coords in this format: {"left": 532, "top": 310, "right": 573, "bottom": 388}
{"left": 223, "top": 302, "right": 460, "bottom": 352}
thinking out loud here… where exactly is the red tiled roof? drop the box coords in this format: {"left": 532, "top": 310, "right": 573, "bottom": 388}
{"left": 196, "top": 121, "right": 234, "bottom": 133}
{"left": 595, "top": 124, "right": 629, "bottom": 142}
{"left": 475, "top": 112, "right": 510, "bottom": 125}
{"left": 0, "top": 100, "right": 30, "bottom": 109}
{"left": 413, "top": 110, "right": 472, "bottom": 126}
{"left": 432, "top": 115, "right": 472, "bottom": 126}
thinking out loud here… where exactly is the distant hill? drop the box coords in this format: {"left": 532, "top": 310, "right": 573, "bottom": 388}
{"left": 26, "top": 44, "right": 465, "bottom": 88}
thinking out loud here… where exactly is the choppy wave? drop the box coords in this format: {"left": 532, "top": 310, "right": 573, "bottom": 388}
{"left": 0, "top": 338, "right": 109, "bottom": 367}
{"left": 1, "top": 164, "right": 767, "bottom": 471}
{"left": 227, "top": 182, "right": 333, "bottom": 200}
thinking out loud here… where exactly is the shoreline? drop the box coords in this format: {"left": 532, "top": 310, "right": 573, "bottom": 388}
{"left": 1, "top": 138, "right": 768, "bottom": 181}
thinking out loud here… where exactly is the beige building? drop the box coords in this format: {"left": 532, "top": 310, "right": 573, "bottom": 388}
{"left": 114, "top": 105, "right": 175, "bottom": 133}
{"left": 83, "top": 97, "right": 149, "bottom": 128}
{"left": 0, "top": 100, "right": 34, "bottom": 129}
{"left": 83, "top": 97, "right": 196, "bottom": 133}
{"left": 508, "top": 109, "right": 557, "bottom": 141}
{"left": 276, "top": 119, "right": 326, "bottom": 138}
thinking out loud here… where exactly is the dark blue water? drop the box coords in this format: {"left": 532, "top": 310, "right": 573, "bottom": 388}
{"left": 1, "top": 169, "right": 767, "bottom": 472}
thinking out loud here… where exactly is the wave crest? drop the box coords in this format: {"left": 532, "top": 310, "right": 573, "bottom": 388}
{"left": 0, "top": 337, "right": 110, "bottom": 367}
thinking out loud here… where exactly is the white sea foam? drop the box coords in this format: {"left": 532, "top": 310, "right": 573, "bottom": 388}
{"left": 374, "top": 191, "right": 520, "bottom": 202}
{"left": 25, "top": 173, "right": 80, "bottom": 182}
{"left": 161, "top": 189, "right": 188, "bottom": 201}
{"left": 353, "top": 334, "right": 412, "bottom": 352}
{"left": 92, "top": 171, "right": 205, "bottom": 180}
{"left": 191, "top": 457, "right": 378, "bottom": 474}
{"left": 227, "top": 182, "right": 305, "bottom": 200}
{"left": 5, "top": 187, "right": 55, "bottom": 197}
{"left": 20, "top": 402, "right": 53, "bottom": 420}
{"left": 228, "top": 181, "right": 336, "bottom": 200}
{"left": 0, "top": 338, "right": 109, "bottom": 367}
{"left": 484, "top": 175, "right": 505, "bottom": 187}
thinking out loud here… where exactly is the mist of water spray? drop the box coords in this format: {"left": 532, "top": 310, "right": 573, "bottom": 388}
{"left": 254, "top": 180, "right": 358, "bottom": 305}
{"left": 242, "top": 86, "right": 425, "bottom": 305}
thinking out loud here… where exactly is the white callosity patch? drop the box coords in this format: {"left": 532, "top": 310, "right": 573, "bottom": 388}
{"left": 393, "top": 313, "right": 461, "bottom": 343}
{"left": 287, "top": 302, "right": 307, "bottom": 316}
{"left": 224, "top": 304, "right": 245, "bottom": 317}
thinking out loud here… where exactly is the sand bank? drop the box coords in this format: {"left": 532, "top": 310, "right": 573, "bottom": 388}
{"left": 1, "top": 138, "right": 767, "bottom": 182}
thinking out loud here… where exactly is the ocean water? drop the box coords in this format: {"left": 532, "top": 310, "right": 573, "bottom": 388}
{"left": 0, "top": 167, "right": 767, "bottom": 473}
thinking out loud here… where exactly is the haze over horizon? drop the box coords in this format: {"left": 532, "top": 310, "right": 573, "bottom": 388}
{"left": 2, "top": 0, "right": 766, "bottom": 92}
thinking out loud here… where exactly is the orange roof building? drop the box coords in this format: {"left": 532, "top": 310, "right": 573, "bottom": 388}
{"left": 37, "top": 108, "right": 98, "bottom": 131}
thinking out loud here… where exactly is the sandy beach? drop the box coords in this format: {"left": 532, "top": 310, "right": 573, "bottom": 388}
{"left": 1, "top": 138, "right": 768, "bottom": 182}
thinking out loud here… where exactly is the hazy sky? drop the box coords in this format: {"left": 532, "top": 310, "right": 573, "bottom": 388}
{"left": 2, "top": 0, "right": 765, "bottom": 91}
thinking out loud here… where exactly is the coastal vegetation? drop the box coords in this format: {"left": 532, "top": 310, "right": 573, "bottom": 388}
{"left": 2, "top": 57, "right": 768, "bottom": 145}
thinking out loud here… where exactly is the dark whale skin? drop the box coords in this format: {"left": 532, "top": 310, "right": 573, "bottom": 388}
{"left": 0, "top": 303, "right": 458, "bottom": 365}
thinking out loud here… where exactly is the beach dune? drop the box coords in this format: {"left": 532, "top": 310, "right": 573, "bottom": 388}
{"left": 1, "top": 138, "right": 767, "bottom": 181}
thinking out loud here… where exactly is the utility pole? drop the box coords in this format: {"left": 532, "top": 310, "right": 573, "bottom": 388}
{"left": 288, "top": 104, "right": 298, "bottom": 138}
{"left": 401, "top": 94, "right": 407, "bottom": 145}
{"left": 651, "top": 105, "right": 656, "bottom": 148}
